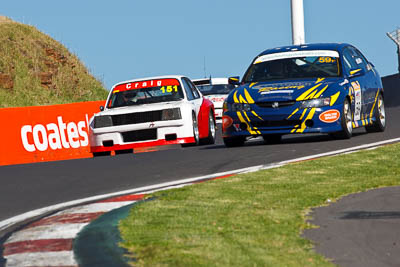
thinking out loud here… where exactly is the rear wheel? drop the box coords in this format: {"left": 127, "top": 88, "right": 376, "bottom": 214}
{"left": 181, "top": 112, "right": 199, "bottom": 147}
{"left": 223, "top": 136, "right": 245, "bottom": 147}
{"left": 200, "top": 111, "right": 216, "bottom": 145}
{"left": 331, "top": 98, "right": 352, "bottom": 139}
{"left": 365, "top": 93, "right": 386, "bottom": 133}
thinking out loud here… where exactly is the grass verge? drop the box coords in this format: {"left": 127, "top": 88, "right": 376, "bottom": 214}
{"left": 119, "top": 143, "right": 400, "bottom": 266}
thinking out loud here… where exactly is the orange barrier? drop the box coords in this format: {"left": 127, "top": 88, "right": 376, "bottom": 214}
{"left": 0, "top": 101, "right": 105, "bottom": 166}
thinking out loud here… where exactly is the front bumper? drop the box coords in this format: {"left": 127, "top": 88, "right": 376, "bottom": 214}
{"left": 89, "top": 119, "right": 194, "bottom": 153}
{"left": 222, "top": 103, "right": 343, "bottom": 137}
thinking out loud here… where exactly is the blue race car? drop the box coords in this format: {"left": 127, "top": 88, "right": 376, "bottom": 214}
{"left": 222, "top": 43, "right": 386, "bottom": 147}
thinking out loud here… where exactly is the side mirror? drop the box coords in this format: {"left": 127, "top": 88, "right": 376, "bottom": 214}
{"left": 349, "top": 68, "right": 365, "bottom": 78}
{"left": 228, "top": 76, "right": 240, "bottom": 85}
{"left": 100, "top": 106, "right": 104, "bottom": 111}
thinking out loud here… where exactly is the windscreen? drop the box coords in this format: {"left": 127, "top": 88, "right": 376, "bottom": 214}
{"left": 107, "top": 78, "right": 184, "bottom": 108}
{"left": 243, "top": 50, "right": 341, "bottom": 83}
{"left": 197, "top": 84, "right": 235, "bottom": 95}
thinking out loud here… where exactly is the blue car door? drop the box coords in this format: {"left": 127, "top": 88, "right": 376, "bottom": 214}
{"left": 341, "top": 47, "right": 369, "bottom": 123}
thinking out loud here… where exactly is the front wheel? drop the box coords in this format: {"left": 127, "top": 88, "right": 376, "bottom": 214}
{"left": 181, "top": 113, "right": 200, "bottom": 147}
{"left": 200, "top": 111, "right": 216, "bottom": 145}
{"left": 366, "top": 93, "right": 386, "bottom": 133}
{"left": 331, "top": 98, "right": 353, "bottom": 139}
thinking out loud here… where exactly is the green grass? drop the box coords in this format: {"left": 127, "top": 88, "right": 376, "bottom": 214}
{"left": 119, "top": 143, "right": 400, "bottom": 266}
{"left": 0, "top": 17, "right": 108, "bottom": 107}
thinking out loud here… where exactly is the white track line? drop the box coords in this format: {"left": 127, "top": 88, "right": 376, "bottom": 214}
{"left": 1, "top": 137, "right": 399, "bottom": 234}
{"left": 5, "top": 223, "right": 87, "bottom": 243}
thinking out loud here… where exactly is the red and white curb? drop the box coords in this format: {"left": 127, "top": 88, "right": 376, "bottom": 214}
{"left": 1, "top": 137, "right": 400, "bottom": 266}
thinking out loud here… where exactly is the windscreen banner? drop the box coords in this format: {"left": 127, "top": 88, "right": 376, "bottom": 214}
{"left": 0, "top": 101, "right": 104, "bottom": 166}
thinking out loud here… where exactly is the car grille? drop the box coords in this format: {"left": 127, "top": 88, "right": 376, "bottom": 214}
{"left": 255, "top": 101, "right": 296, "bottom": 108}
{"left": 121, "top": 129, "right": 157, "bottom": 143}
{"left": 251, "top": 120, "right": 301, "bottom": 128}
{"left": 94, "top": 108, "right": 181, "bottom": 128}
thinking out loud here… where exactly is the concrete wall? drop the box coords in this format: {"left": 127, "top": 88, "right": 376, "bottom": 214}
{"left": 382, "top": 73, "right": 400, "bottom": 107}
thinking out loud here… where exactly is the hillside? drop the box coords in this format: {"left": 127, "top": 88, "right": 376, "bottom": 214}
{"left": 0, "top": 16, "right": 108, "bottom": 108}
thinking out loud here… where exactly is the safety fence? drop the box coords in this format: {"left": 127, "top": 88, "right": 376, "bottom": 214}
{"left": 0, "top": 101, "right": 104, "bottom": 166}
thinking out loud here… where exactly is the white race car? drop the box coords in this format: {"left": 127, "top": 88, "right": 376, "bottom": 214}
{"left": 193, "top": 77, "right": 237, "bottom": 121}
{"left": 89, "top": 75, "right": 216, "bottom": 156}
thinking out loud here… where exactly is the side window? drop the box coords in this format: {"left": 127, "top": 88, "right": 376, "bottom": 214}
{"left": 351, "top": 48, "right": 369, "bottom": 72}
{"left": 181, "top": 78, "right": 194, "bottom": 100}
{"left": 186, "top": 78, "right": 201, "bottom": 99}
{"left": 342, "top": 47, "right": 368, "bottom": 75}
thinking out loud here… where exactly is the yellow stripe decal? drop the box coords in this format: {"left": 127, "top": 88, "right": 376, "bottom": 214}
{"left": 313, "top": 85, "right": 329, "bottom": 99}
{"left": 350, "top": 69, "right": 362, "bottom": 75}
{"left": 237, "top": 111, "right": 257, "bottom": 135}
{"left": 330, "top": 91, "right": 340, "bottom": 106}
{"left": 249, "top": 82, "right": 256, "bottom": 88}
{"left": 299, "top": 108, "right": 308, "bottom": 120}
{"left": 233, "top": 91, "right": 239, "bottom": 103}
{"left": 298, "top": 108, "right": 316, "bottom": 133}
{"left": 315, "top": 78, "right": 325, "bottom": 84}
{"left": 239, "top": 94, "right": 247, "bottom": 104}
{"left": 244, "top": 89, "right": 255, "bottom": 104}
{"left": 287, "top": 108, "right": 299, "bottom": 119}
{"left": 296, "top": 83, "right": 323, "bottom": 101}
{"left": 369, "top": 90, "right": 379, "bottom": 118}
{"left": 252, "top": 111, "right": 263, "bottom": 121}
{"left": 304, "top": 89, "right": 318, "bottom": 100}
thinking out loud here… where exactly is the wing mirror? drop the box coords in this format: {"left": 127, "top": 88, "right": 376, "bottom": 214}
{"left": 349, "top": 68, "right": 365, "bottom": 78}
{"left": 228, "top": 76, "right": 240, "bottom": 86}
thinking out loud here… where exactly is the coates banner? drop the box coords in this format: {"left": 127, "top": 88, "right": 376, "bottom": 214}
{"left": 0, "top": 101, "right": 104, "bottom": 166}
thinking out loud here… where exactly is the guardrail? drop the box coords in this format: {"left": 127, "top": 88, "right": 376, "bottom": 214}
{"left": 0, "top": 101, "right": 104, "bottom": 166}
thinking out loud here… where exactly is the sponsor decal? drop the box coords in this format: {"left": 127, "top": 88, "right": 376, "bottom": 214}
{"left": 113, "top": 78, "right": 180, "bottom": 93}
{"left": 319, "top": 109, "right": 340, "bottom": 123}
{"left": 253, "top": 85, "right": 305, "bottom": 94}
{"left": 254, "top": 50, "right": 339, "bottom": 64}
{"left": 352, "top": 81, "right": 362, "bottom": 121}
{"left": 0, "top": 101, "right": 103, "bottom": 166}
{"left": 209, "top": 97, "right": 225, "bottom": 102}
{"left": 21, "top": 116, "right": 89, "bottom": 152}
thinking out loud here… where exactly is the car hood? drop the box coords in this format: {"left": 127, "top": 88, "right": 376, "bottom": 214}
{"left": 229, "top": 78, "right": 345, "bottom": 103}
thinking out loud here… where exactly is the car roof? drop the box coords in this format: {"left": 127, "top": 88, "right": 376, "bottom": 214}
{"left": 111, "top": 75, "right": 187, "bottom": 89}
{"left": 257, "top": 43, "right": 351, "bottom": 57}
{"left": 192, "top": 77, "right": 229, "bottom": 85}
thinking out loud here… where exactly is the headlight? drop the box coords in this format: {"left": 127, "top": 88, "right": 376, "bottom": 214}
{"left": 94, "top": 115, "right": 112, "bottom": 128}
{"left": 161, "top": 108, "right": 181, "bottom": 120}
{"left": 300, "top": 97, "right": 330, "bottom": 109}
{"left": 227, "top": 103, "right": 251, "bottom": 112}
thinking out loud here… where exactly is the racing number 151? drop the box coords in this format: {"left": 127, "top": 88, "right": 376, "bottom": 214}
{"left": 160, "top": 85, "right": 178, "bottom": 93}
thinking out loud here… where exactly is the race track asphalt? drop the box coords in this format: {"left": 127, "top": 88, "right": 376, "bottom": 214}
{"left": 304, "top": 186, "right": 400, "bottom": 267}
{"left": 0, "top": 106, "right": 399, "bottom": 237}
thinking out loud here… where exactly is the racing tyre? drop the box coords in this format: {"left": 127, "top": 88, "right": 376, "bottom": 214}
{"left": 331, "top": 98, "right": 353, "bottom": 139}
{"left": 182, "top": 112, "right": 200, "bottom": 147}
{"left": 365, "top": 93, "right": 386, "bottom": 133}
{"left": 92, "top": 151, "right": 111, "bottom": 157}
{"left": 200, "top": 111, "right": 216, "bottom": 145}
{"left": 262, "top": 134, "right": 282, "bottom": 144}
{"left": 223, "top": 136, "right": 245, "bottom": 147}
